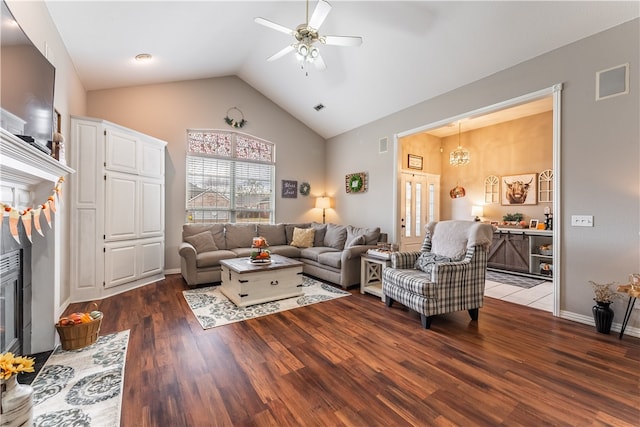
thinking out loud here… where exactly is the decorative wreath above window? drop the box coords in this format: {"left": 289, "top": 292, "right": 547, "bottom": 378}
{"left": 224, "top": 107, "right": 247, "bottom": 129}
{"left": 299, "top": 182, "right": 311, "bottom": 196}
{"left": 345, "top": 172, "right": 367, "bottom": 193}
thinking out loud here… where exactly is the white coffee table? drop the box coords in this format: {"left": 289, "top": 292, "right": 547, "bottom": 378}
{"left": 220, "top": 254, "right": 304, "bottom": 307}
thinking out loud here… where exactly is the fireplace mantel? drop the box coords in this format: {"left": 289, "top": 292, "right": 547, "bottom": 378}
{"left": 1, "top": 128, "right": 74, "bottom": 186}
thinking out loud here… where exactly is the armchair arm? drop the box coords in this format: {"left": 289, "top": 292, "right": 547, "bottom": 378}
{"left": 390, "top": 251, "right": 421, "bottom": 269}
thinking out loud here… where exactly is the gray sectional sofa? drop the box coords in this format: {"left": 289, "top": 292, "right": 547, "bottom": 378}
{"left": 179, "top": 222, "right": 385, "bottom": 289}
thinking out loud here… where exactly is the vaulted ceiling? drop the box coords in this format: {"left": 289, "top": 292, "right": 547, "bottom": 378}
{"left": 45, "top": 1, "right": 639, "bottom": 139}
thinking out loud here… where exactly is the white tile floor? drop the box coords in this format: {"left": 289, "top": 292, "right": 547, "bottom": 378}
{"left": 485, "top": 279, "right": 554, "bottom": 312}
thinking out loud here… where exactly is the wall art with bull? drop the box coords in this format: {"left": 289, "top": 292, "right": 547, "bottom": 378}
{"left": 501, "top": 173, "right": 537, "bottom": 205}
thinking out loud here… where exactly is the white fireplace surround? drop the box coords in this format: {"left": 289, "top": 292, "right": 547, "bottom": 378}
{"left": 0, "top": 128, "right": 74, "bottom": 353}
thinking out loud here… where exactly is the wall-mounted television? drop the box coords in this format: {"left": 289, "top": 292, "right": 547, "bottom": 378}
{"left": 1, "top": 0, "right": 56, "bottom": 147}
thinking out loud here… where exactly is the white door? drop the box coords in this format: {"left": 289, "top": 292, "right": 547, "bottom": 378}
{"left": 399, "top": 172, "right": 440, "bottom": 251}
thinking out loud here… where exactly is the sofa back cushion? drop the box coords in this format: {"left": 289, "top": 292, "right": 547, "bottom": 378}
{"left": 346, "top": 225, "right": 381, "bottom": 246}
{"left": 225, "top": 223, "right": 257, "bottom": 249}
{"left": 311, "top": 222, "right": 327, "bottom": 247}
{"left": 257, "top": 223, "right": 287, "bottom": 246}
{"left": 324, "top": 223, "right": 347, "bottom": 250}
{"left": 183, "top": 224, "right": 225, "bottom": 250}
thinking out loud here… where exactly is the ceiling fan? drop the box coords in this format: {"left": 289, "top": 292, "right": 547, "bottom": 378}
{"left": 255, "top": 0, "right": 363, "bottom": 71}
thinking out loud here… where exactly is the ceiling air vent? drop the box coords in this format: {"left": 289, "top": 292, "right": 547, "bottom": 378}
{"left": 314, "top": 103, "right": 325, "bottom": 111}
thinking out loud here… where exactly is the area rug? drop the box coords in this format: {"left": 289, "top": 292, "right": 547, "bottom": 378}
{"left": 486, "top": 270, "right": 548, "bottom": 289}
{"left": 183, "top": 276, "right": 350, "bottom": 329}
{"left": 31, "top": 330, "right": 130, "bottom": 427}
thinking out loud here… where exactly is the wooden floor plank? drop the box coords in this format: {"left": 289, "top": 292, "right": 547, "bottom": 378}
{"left": 65, "top": 274, "right": 640, "bottom": 426}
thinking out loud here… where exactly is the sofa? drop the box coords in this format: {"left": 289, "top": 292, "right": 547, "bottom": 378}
{"left": 179, "top": 222, "right": 386, "bottom": 289}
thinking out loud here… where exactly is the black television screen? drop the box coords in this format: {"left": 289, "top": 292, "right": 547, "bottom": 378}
{"left": 1, "top": 0, "right": 55, "bottom": 146}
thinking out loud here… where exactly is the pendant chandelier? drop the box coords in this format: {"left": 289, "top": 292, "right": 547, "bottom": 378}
{"left": 449, "top": 122, "right": 470, "bottom": 166}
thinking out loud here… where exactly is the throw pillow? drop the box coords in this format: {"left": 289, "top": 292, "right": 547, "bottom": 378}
{"left": 291, "top": 227, "right": 315, "bottom": 248}
{"left": 414, "top": 252, "right": 453, "bottom": 274}
{"left": 323, "top": 223, "right": 347, "bottom": 250}
{"left": 346, "top": 235, "right": 365, "bottom": 248}
{"left": 184, "top": 231, "right": 218, "bottom": 254}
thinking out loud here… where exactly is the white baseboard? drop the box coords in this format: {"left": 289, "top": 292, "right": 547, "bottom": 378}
{"left": 165, "top": 268, "right": 180, "bottom": 275}
{"left": 560, "top": 310, "right": 640, "bottom": 339}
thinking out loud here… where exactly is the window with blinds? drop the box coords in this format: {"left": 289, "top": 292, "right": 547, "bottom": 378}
{"left": 186, "top": 130, "right": 275, "bottom": 223}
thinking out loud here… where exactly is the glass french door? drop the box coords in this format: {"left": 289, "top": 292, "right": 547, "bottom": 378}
{"left": 399, "top": 172, "right": 440, "bottom": 251}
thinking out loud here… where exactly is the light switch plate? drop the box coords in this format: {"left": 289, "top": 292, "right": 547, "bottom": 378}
{"left": 571, "top": 215, "right": 593, "bottom": 227}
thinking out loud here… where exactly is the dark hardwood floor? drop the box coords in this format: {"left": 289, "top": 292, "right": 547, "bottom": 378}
{"left": 64, "top": 274, "right": 640, "bottom": 426}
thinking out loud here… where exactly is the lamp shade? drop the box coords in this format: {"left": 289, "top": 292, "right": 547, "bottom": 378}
{"left": 471, "top": 205, "right": 484, "bottom": 217}
{"left": 315, "top": 197, "right": 331, "bottom": 209}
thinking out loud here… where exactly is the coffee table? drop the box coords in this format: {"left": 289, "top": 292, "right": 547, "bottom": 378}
{"left": 220, "top": 254, "right": 304, "bottom": 307}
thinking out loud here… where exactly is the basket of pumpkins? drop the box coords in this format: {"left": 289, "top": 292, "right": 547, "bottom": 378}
{"left": 55, "top": 303, "right": 103, "bottom": 350}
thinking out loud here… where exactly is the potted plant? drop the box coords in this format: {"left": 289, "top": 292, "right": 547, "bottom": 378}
{"left": 589, "top": 281, "right": 620, "bottom": 334}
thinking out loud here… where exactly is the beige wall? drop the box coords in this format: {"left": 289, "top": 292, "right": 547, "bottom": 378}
{"left": 86, "top": 76, "right": 326, "bottom": 271}
{"left": 327, "top": 19, "right": 639, "bottom": 330}
{"left": 5, "top": 1, "right": 87, "bottom": 306}
{"left": 400, "top": 112, "right": 553, "bottom": 223}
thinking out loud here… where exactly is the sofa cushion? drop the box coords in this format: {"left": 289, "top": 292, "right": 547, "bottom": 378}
{"left": 317, "top": 251, "right": 342, "bottom": 269}
{"left": 299, "top": 247, "right": 338, "bottom": 262}
{"left": 267, "top": 245, "right": 301, "bottom": 258}
{"left": 346, "top": 234, "right": 365, "bottom": 248}
{"left": 196, "top": 250, "right": 237, "bottom": 268}
{"left": 346, "top": 225, "right": 381, "bottom": 246}
{"left": 257, "top": 223, "right": 287, "bottom": 246}
{"left": 291, "top": 227, "right": 315, "bottom": 248}
{"left": 184, "top": 230, "right": 218, "bottom": 254}
{"left": 225, "top": 223, "right": 257, "bottom": 249}
{"left": 324, "top": 223, "right": 347, "bottom": 250}
{"left": 311, "top": 222, "right": 327, "bottom": 247}
{"left": 285, "top": 223, "right": 311, "bottom": 244}
{"left": 414, "top": 252, "right": 453, "bottom": 274}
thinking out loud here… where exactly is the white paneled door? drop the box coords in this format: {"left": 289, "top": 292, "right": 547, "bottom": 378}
{"left": 399, "top": 172, "right": 440, "bottom": 252}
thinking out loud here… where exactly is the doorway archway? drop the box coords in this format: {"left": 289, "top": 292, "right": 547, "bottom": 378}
{"left": 392, "top": 84, "right": 562, "bottom": 316}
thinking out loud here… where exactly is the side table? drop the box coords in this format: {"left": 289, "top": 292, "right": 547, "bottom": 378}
{"left": 360, "top": 254, "right": 390, "bottom": 302}
{"left": 617, "top": 284, "right": 639, "bottom": 339}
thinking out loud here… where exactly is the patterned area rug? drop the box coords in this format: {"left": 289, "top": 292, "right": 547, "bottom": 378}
{"left": 486, "top": 270, "right": 548, "bottom": 289}
{"left": 183, "top": 276, "right": 350, "bottom": 329}
{"left": 31, "top": 330, "right": 130, "bottom": 427}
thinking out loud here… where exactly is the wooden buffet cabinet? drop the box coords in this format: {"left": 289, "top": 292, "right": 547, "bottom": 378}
{"left": 488, "top": 228, "right": 553, "bottom": 278}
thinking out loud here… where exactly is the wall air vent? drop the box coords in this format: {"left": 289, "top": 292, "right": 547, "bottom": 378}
{"left": 313, "top": 103, "right": 325, "bottom": 111}
{"left": 596, "top": 63, "right": 629, "bottom": 101}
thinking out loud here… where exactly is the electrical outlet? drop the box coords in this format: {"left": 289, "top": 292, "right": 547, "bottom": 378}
{"left": 571, "top": 215, "right": 593, "bottom": 227}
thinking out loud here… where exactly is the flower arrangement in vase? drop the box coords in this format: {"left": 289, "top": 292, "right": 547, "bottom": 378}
{"left": 589, "top": 281, "right": 620, "bottom": 334}
{"left": 1, "top": 352, "right": 35, "bottom": 424}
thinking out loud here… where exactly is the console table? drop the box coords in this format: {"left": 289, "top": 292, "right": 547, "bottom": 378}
{"left": 617, "top": 284, "right": 639, "bottom": 339}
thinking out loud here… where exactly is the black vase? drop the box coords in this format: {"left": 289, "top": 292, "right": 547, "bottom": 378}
{"left": 592, "top": 301, "right": 614, "bottom": 334}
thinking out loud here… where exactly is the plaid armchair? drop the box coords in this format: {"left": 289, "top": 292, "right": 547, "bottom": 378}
{"left": 382, "top": 220, "right": 493, "bottom": 329}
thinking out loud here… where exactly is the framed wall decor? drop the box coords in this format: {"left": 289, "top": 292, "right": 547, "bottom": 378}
{"left": 501, "top": 173, "right": 537, "bottom": 205}
{"left": 345, "top": 172, "right": 367, "bottom": 193}
{"left": 281, "top": 180, "right": 298, "bottom": 198}
{"left": 407, "top": 154, "right": 423, "bottom": 170}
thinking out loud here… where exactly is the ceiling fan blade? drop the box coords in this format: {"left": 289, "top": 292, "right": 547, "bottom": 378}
{"left": 308, "top": 0, "right": 332, "bottom": 30}
{"left": 322, "top": 35, "right": 363, "bottom": 47}
{"left": 313, "top": 53, "right": 327, "bottom": 71}
{"left": 267, "top": 45, "right": 295, "bottom": 62}
{"left": 254, "top": 17, "right": 295, "bottom": 36}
